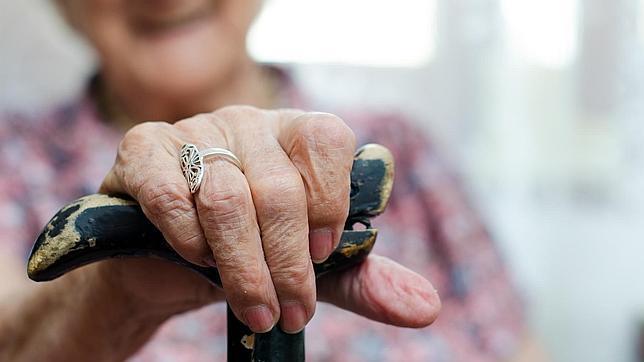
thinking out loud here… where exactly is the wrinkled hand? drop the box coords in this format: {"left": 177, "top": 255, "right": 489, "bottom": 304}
{"left": 99, "top": 106, "right": 440, "bottom": 333}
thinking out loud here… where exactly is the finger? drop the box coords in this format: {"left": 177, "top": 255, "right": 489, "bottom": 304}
{"left": 240, "top": 121, "right": 316, "bottom": 334}
{"left": 99, "top": 121, "right": 213, "bottom": 267}
{"left": 317, "top": 255, "right": 441, "bottom": 328}
{"left": 277, "top": 111, "right": 356, "bottom": 263}
{"left": 178, "top": 115, "right": 280, "bottom": 334}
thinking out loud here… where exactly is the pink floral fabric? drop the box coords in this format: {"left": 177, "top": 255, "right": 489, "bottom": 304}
{"left": 0, "top": 71, "right": 524, "bottom": 361}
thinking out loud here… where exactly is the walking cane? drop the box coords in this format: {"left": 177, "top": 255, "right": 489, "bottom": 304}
{"left": 27, "top": 144, "right": 394, "bottom": 361}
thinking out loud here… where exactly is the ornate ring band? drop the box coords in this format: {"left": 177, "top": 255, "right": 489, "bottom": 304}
{"left": 180, "top": 143, "right": 243, "bottom": 194}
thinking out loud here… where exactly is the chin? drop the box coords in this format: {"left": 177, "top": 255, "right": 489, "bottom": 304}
{"left": 139, "top": 23, "right": 245, "bottom": 93}
{"left": 144, "top": 55, "right": 231, "bottom": 93}
{"left": 123, "top": 38, "right": 242, "bottom": 106}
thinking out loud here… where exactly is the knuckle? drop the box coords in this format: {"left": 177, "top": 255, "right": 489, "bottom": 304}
{"left": 297, "top": 113, "right": 356, "bottom": 151}
{"left": 215, "top": 105, "right": 263, "bottom": 120}
{"left": 115, "top": 122, "right": 174, "bottom": 183}
{"left": 122, "top": 121, "right": 166, "bottom": 147}
{"left": 199, "top": 187, "right": 249, "bottom": 230}
{"left": 236, "top": 271, "right": 264, "bottom": 294}
{"left": 141, "top": 181, "right": 193, "bottom": 223}
{"left": 174, "top": 231, "right": 208, "bottom": 262}
{"left": 139, "top": 182, "right": 209, "bottom": 262}
{"left": 313, "top": 172, "right": 350, "bottom": 207}
{"left": 116, "top": 122, "right": 156, "bottom": 162}
{"left": 254, "top": 171, "right": 305, "bottom": 216}
{"left": 312, "top": 194, "right": 349, "bottom": 224}
{"left": 215, "top": 105, "right": 274, "bottom": 134}
{"left": 174, "top": 114, "right": 233, "bottom": 149}
{"left": 226, "top": 269, "right": 268, "bottom": 302}
{"left": 174, "top": 113, "right": 213, "bottom": 130}
{"left": 271, "top": 264, "right": 314, "bottom": 295}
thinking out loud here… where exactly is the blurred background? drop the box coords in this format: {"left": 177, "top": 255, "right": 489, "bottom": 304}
{"left": 1, "top": 0, "right": 643, "bottom": 361}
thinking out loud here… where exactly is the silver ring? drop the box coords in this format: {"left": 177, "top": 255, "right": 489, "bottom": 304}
{"left": 180, "top": 143, "right": 243, "bottom": 194}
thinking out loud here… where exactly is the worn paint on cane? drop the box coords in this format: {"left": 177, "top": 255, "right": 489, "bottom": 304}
{"left": 241, "top": 334, "right": 255, "bottom": 350}
{"left": 27, "top": 194, "right": 135, "bottom": 277}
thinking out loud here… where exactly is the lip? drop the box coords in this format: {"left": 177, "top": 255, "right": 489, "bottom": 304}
{"left": 129, "top": 1, "right": 218, "bottom": 36}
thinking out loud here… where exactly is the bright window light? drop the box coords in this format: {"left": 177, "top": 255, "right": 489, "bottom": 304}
{"left": 640, "top": 0, "right": 644, "bottom": 45}
{"left": 501, "top": 0, "right": 579, "bottom": 68}
{"left": 248, "top": 0, "right": 436, "bottom": 67}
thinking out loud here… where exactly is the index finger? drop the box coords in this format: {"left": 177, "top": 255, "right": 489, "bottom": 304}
{"left": 99, "top": 121, "right": 213, "bottom": 267}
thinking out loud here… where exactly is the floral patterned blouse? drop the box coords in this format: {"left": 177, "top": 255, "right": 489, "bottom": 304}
{"left": 0, "top": 69, "right": 523, "bottom": 361}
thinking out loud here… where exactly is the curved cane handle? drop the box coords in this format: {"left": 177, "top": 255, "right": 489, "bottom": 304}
{"left": 27, "top": 144, "right": 394, "bottom": 362}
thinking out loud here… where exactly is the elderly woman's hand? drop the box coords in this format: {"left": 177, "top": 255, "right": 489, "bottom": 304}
{"left": 100, "top": 106, "right": 440, "bottom": 334}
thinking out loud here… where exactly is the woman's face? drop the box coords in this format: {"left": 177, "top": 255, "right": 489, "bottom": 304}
{"left": 58, "top": 0, "right": 261, "bottom": 98}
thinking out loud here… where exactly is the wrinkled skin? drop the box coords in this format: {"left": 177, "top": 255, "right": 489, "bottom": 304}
{"left": 37, "top": 0, "right": 440, "bottom": 340}
{"left": 99, "top": 106, "right": 440, "bottom": 334}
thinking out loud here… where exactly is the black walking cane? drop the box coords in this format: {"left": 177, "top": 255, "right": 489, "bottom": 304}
{"left": 27, "top": 144, "right": 394, "bottom": 361}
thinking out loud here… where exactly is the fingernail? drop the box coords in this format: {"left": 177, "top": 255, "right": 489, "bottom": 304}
{"left": 280, "top": 301, "right": 307, "bottom": 334}
{"left": 203, "top": 256, "right": 217, "bottom": 268}
{"left": 244, "top": 305, "right": 275, "bottom": 333}
{"left": 309, "top": 228, "right": 333, "bottom": 263}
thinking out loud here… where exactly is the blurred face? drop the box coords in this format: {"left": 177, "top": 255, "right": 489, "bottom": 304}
{"left": 58, "top": 0, "right": 262, "bottom": 101}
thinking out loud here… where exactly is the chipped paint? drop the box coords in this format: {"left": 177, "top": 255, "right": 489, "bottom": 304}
{"left": 27, "top": 194, "right": 135, "bottom": 277}
{"left": 339, "top": 233, "right": 377, "bottom": 258}
{"left": 241, "top": 333, "right": 255, "bottom": 350}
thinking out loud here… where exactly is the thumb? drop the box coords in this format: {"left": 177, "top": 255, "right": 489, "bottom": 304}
{"left": 316, "top": 255, "right": 441, "bottom": 328}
